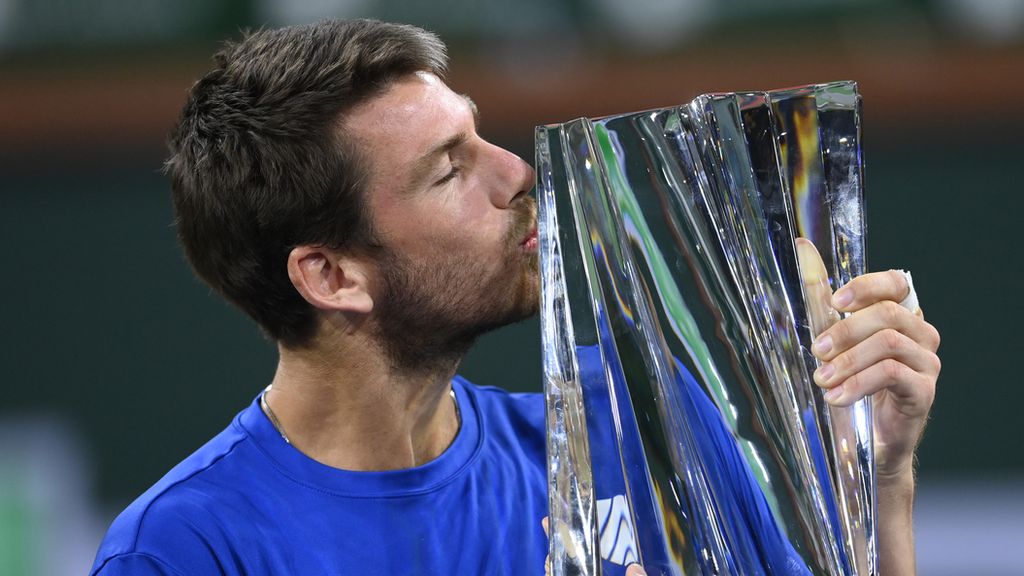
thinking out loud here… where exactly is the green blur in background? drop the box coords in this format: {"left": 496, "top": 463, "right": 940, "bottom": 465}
{"left": 1, "top": 0, "right": 1023, "bottom": 574}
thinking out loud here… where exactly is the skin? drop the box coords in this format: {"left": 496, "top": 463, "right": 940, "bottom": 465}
{"left": 267, "top": 71, "right": 939, "bottom": 574}
{"left": 564, "top": 262, "right": 939, "bottom": 576}
{"left": 263, "top": 71, "right": 536, "bottom": 471}
{"left": 809, "top": 268, "right": 940, "bottom": 576}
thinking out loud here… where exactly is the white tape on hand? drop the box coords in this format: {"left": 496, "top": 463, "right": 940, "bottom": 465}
{"left": 896, "top": 269, "right": 919, "bottom": 313}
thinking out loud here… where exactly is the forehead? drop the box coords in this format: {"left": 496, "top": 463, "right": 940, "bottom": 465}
{"left": 342, "top": 72, "right": 472, "bottom": 165}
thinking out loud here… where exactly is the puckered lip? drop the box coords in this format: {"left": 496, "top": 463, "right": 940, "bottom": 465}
{"left": 519, "top": 226, "right": 538, "bottom": 247}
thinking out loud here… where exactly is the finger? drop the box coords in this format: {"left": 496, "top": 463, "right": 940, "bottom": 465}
{"left": 831, "top": 270, "right": 910, "bottom": 313}
{"left": 542, "top": 516, "right": 551, "bottom": 575}
{"left": 814, "top": 328, "right": 941, "bottom": 390}
{"left": 812, "top": 301, "right": 941, "bottom": 360}
{"left": 625, "top": 564, "right": 648, "bottom": 576}
{"left": 796, "top": 238, "right": 841, "bottom": 337}
{"left": 823, "top": 358, "right": 936, "bottom": 410}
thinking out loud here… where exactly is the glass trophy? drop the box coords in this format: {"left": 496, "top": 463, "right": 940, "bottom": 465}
{"left": 537, "top": 81, "right": 873, "bottom": 576}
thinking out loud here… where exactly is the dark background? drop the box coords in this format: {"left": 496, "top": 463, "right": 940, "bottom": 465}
{"left": 1, "top": 0, "right": 1022, "bottom": 574}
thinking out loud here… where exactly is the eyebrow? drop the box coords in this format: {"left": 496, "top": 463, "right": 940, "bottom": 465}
{"left": 461, "top": 94, "right": 481, "bottom": 130}
{"left": 407, "top": 94, "right": 481, "bottom": 189}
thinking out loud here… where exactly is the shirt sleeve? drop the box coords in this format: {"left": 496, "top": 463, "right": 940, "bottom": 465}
{"left": 92, "top": 552, "right": 189, "bottom": 576}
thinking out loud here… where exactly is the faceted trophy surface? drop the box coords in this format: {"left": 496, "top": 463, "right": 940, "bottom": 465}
{"left": 538, "top": 82, "right": 872, "bottom": 576}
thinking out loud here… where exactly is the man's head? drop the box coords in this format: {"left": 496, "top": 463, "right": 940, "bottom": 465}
{"left": 166, "top": 19, "right": 537, "bottom": 370}
{"left": 341, "top": 71, "right": 538, "bottom": 372}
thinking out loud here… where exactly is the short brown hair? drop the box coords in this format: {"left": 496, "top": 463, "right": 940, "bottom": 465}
{"left": 165, "top": 19, "right": 447, "bottom": 347}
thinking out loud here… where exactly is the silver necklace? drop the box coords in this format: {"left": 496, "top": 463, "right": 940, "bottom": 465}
{"left": 260, "top": 385, "right": 461, "bottom": 445}
{"left": 260, "top": 385, "right": 291, "bottom": 444}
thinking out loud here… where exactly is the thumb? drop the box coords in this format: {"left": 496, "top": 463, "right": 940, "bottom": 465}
{"left": 541, "top": 517, "right": 551, "bottom": 576}
{"left": 625, "top": 564, "right": 648, "bottom": 576}
{"left": 795, "top": 238, "right": 840, "bottom": 338}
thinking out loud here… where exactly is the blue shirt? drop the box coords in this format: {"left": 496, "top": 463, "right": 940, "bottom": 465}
{"left": 92, "top": 361, "right": 809, "bottom": 575}
{"left": 91, "top": 378, "right": 550, "bottom": 575}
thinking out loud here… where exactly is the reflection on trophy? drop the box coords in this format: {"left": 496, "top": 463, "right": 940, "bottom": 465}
{"left": 538, "top": 82, "right": 874, "bottom": 575}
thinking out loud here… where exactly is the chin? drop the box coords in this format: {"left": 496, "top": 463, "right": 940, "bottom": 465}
{"left": 510, "top": 269, "right": 541, "bottom": 320}
{"left": 480, "top": 267, "right": 540, "bottom": 331}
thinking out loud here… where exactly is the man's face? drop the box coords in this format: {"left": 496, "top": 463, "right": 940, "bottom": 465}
{"left": 343, "top": 71, "right": 538, "bottom": 371}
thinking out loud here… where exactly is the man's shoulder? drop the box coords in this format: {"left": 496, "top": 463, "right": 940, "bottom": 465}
{"left": 91, "top": 414, "right": 254, "bottom": 575}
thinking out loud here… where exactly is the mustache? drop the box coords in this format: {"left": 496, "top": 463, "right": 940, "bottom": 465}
{"left": 506, "top": 195, "right": 537, "bottom": 248}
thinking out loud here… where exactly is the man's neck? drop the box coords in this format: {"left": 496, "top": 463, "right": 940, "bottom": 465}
{"left": 262, "top": 336, "right": 463, "bottom": 472}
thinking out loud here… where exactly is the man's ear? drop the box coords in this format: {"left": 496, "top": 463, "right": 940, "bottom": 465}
{"left": 286, "top": 246, "right": 374, "bottom": 315}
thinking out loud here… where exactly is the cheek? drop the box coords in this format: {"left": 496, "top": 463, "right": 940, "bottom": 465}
{"left": 378, "top": 184, "right": 510, "bottom": 259}
{"left": 437, "top": 194, "right": 508, "bottom": 248}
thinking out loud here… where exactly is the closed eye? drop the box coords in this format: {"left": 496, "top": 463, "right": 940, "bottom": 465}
{"left": 435, "top": 165, "right": 460, "bottom": 186}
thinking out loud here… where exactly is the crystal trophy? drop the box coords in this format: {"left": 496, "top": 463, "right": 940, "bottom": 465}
{"left": 538, "top": 82, "right": 873, "bottom": 575}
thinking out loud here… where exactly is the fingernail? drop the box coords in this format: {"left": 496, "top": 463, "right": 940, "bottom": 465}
{"left": 824, "top": 385, "right": 843, "bottom": 403}
{"left": 833, "top": 288, "right": 853, "bottom": 309}
{"left": 625, "top": 564, "right": 648, "bottom": 576}
{"left": 815, "top": 362, "right": 835, "bottom": 383}
{"left": 813, "top": 335, "right": 833, "bottom": 355}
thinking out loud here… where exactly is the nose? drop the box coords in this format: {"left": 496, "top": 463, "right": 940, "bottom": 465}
{"left": 488, "top": 142, "right": 535, "bottom": 208}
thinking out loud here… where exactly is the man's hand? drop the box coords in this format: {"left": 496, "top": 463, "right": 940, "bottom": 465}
{"left": 805, "top": 263, "right": 940, "bottom": 575}
{"left": 808, "top": 268, "right": 941, "bottom": 478}
{"left": 544, "top": 245, "right": 940, "bottom": 575}
{"left": 797, "top": 239, "right": 939, "bottom": 574}
{"left": 542, "top": 517, "right": 647, "bottom": 575}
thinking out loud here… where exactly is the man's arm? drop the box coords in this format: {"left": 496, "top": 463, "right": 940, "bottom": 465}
{"left": 809, "top": 269, "right": 940, "bottom": 575}
{"left": 544, "top": 265, "right": 938, "bottom": 575}
{"left": 876, "top": 466, "right": 917, "bottom": 574}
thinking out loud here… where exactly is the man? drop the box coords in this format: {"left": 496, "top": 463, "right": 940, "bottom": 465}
{"left": 91, "top": 19, "right": 940, "bottom": 575}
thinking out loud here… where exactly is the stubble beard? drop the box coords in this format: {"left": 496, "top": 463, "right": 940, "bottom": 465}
{"left": 370, "top": 198, "right": 539, "bottom": 376}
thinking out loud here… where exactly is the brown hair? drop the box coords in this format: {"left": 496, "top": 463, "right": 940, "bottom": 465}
{"left": 165, "top": 19, "right": 447, "bottom": 347}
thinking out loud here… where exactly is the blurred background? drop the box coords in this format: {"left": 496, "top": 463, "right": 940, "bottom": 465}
{"left": 2, "top": 0, "right": 1022, "bottom": 574}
